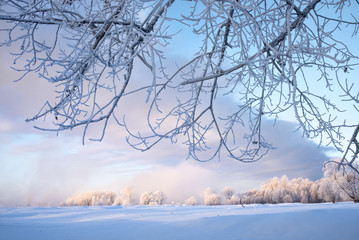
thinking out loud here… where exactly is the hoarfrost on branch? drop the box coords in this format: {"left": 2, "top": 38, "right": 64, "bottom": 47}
{"left": 0, "top": 0, "right": 358, "bottom": 163}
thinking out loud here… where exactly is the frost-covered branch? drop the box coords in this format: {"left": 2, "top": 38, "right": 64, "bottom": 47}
{"left": 0, "top": 0, "right": 358, "bottom": 163}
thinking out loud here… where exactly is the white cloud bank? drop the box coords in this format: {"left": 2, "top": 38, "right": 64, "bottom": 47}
{"left": 0, "top": 115, "right": 332, "bottom": 206}
{"left": 0, "top": 39, "right": 335, "bottom": 207}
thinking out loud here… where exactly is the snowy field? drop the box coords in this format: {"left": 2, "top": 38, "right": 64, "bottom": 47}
{"left": 1, "top": 202, "right": 358, "bottom": 240}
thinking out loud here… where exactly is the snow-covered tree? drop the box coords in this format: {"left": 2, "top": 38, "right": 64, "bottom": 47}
{"left": 337, "top": 169, "right": 359, "bottom": 203}
{"left": 283, "top": 194, "right": 294, "bottom": 203}
{"left": 139, "top": 190, "right": 166, "bottom": 205}
{"left": 0, "top": 0, "right": 358, "bottom": 163}
{"left": 309, "top": 181, "right": 321, "bottom": 203}
{"left": 116, "top": 186, "right": 134, "bottom": 206}
{"left": 139, "top": 192, "right": 152, "bottom": 205}
{"left": 203, "top": 188, "right": 221, "bottom": 206}
{"left": 238, "top": 175, "right": 345, "bottom": 204}
{"left": 316, "top": 178, "right": 342, "bottom": 203}
{"left": 63, "top": 191, "right": 116, "bottom": 206}
{"left": 228, "top": 195, "right": 242, "bottom": 205}
{"left": 219, "top": 186, "right": 242, "bottom": 205}
{"left": 323, "top": 160, "right": 359, "bottom": 203}
{"left": 185, "top": 196, "right": 198, "bottom": 206}
{"left": 241, "top": 189, "right": 261, "bottom": 204}
{"left": 151, "top": 190, "right": 166, "bottom": 205}
{"left": 222, "top": 186, "right": 234, "bottom": 203}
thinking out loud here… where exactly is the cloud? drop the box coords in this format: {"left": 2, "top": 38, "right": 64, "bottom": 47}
{"left": 0, "top": 38, "right": 334, "bottom": 207}
{"left": 0, "top": 113, "right": 332, "bottom": 206}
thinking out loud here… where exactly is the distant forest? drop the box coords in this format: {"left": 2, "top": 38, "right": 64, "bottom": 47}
{"left": 62, "top": 161, "right": 359, "bottom": 206}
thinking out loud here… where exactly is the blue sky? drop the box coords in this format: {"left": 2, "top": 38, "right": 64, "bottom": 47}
{"left": 0, "top": 1, "right": 358, "bottom": 206}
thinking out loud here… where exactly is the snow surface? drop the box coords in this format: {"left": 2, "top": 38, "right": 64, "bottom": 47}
{"left": 1, "top": 202, "right": 358, "bottom": 240}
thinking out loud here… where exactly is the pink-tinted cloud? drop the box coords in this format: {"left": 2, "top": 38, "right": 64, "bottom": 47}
{"left": 0, "top": 33, "right": 334, "bottom": 207}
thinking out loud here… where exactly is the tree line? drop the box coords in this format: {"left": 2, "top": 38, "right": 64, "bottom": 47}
{"left": 62, "top": 161, "right": 359, "bottom": 206}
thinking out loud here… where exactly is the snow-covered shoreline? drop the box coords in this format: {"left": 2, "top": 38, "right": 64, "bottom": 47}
{"left": 1, "top": 202, "right": 358, "bottom": 240}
